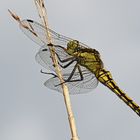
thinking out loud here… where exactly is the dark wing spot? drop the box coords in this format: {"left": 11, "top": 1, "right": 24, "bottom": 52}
{"left": 27, "top": 19, "right": 34, "bottom": 23}
{"left": 42, "top": 49, "right": 48, "bottom": 51}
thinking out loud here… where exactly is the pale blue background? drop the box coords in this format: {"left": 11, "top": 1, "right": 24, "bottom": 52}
{"left": 1, "top": 0, "right": 140, "bottom": 140}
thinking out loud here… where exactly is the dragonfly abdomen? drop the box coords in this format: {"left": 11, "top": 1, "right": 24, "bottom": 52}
{"left": 97, "top": 69, "right": 140, "bottom": 117}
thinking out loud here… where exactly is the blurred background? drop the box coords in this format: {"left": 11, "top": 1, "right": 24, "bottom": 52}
{"left": 0, "top": 0, "right": 140, "bottom": 139}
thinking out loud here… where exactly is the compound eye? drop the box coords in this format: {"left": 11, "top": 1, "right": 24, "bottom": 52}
{"left": 73, "top": 40, "right": 79, "bottom": 45}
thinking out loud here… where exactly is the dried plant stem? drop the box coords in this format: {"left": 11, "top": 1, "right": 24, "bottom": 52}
{"left": 34, "top": 1, "right": 79, "bottom": 139}
{"left": 9, "top": 0, "right": 79, "bottom": 139}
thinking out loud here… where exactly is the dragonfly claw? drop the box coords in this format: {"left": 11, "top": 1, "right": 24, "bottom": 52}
{"left": 54, "top": 80, "right": 68, "bottom": 87}
{"left": 47, "top": 43, "right": 53, "bottom": 46}
{"left": 40, "top": 69, "right": 57, "bottom": 77}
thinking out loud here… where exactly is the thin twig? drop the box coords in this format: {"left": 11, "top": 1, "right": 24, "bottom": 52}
{"left": 34, "top": 1, "right": 79, "bottom": 139}
{"left": 9, "top": 1, "right": 79, "bottom": 139}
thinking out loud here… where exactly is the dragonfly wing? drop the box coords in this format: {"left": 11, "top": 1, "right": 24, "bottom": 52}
{"left": 35, "top": 45, "right": 54, "bottom": 70}
{"left": 20, "top": 19, "right": 73, "bottom": 47}
{"left": 35, "top": 44, "right": 76, "bottom": 72}
{"left": 44, "top": 67, "right": 98, "bottom": 95}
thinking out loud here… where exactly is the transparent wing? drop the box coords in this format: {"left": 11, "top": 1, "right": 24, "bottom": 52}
{"left": 35, "top": 45, "right": 52, "bottom": 70}
{"left": 35, "top": 45, "right": 76, "bottom": 73}
{"left": 44, "top": 66, "right": 99, "bottom": 95}
{"left": 20, "top": 19, "right": 73, "bottom": 47}
{"left": 20, "top": 19, "right": 91, "bottom": 48}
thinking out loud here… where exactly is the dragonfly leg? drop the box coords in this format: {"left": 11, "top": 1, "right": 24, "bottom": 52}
{"left": 64, "top": 64, "right": 84, "bottom": 83}
{"left": 53, "top": 44, "right": 67, "bottom": 51}
{"left": 48, "top": 43, "right": 67, "bottom": 53}
{"left": 58, "top": 59, "right": 76, "bottom": 68}
{"left": 64, "top": 63, "right": 78, "bottom": 82}
{"left": 42, "top": 48, "right": 76, "bottom": 68}
{"left": 77, "top": 65, "right": 84, "bottom": 81}
{"left": 45, "top": 43, "right": 76, "bottom": 63}
{"left": 48, "top": 44, "right": 77, "bottom": 63}
{"left": 55, "top": 52, "right": 75, "bottom": 63}
{"left": 55, "top": 63, "right": 84, "bottom": 86}
{"left": 40, "top": 69, "right": 57, "bottom": 77}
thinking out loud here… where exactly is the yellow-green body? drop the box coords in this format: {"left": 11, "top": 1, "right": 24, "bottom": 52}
{"left": 66, "top": 40, "right": 140, "bottom": 116}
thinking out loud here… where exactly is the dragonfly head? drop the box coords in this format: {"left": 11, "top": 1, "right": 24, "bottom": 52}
{"left": 67, "top": 40, "right": 80, "bottom": 55}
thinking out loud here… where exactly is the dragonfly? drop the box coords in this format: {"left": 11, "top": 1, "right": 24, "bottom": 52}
{"left": 19, "top": 19, "right": 140, "bottom": 117}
